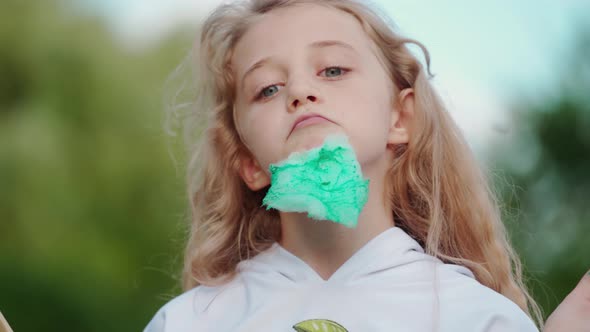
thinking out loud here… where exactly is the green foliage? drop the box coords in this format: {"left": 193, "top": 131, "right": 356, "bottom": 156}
{"left": 1, "top": 1, "right": 588, "bottom": 330}
{"left": 0, "top": 2, "right": 190, "bottom": 330}
{"left": 487, "top": 27, "right": 590, "bottom": 320}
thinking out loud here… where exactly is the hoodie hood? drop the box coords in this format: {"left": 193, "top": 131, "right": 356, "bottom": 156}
{"left": 145, "top": 226, "right": 540, "bottom": 332}
{"left": 237, "top": 226, "right": 475, "bottom": 284}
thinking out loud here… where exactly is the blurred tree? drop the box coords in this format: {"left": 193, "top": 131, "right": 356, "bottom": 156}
{"left": 1, "top": 0, "right": 588, "bottom": 330}
{"left": 0, "top": 1, "right": 192, "bottom": 331}
{"left": 487, "top": 25, "right": 590, "bottom": 320}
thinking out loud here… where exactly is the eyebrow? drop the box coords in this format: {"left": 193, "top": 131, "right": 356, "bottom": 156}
{"left": 240, "top": 40, "right": 359, "bottom": 87}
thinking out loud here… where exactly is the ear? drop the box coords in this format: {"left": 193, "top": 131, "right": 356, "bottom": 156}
{"left": 388, "top": 88, "right": 414, "bottom": 145}
{"left": 238, "top": 153, "right": 271, "bottom": 191}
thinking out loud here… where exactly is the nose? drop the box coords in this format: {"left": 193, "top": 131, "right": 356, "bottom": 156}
{"left": 287, "top": 80, "right": 320, "bottom": 112}
{"left": 290, "top": 95, "right": 317, "bottom": 109}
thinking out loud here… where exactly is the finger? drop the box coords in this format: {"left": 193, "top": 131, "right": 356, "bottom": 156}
{"left": 570, "top": 269, "right": 590, "bottom": 303}
{"left": 0, "top": 311, "right": 14, "bottom": 332}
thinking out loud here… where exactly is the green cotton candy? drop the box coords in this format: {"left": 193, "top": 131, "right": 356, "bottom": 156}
{"left": 262, "top": 134, "right": 369, "bottom": 228}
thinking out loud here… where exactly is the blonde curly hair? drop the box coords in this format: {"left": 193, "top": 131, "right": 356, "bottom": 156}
{"left": 165, "top": 0, "right": 543, "bottom": 329}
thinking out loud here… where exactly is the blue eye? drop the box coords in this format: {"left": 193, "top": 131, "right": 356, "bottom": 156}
{"left": 254, "top": 66, "right": 348, "bottom": 101}
{"left": 323, "top": 67, "right": 344, "bottom": 77}
{"left": 261, "top": 85, "right": 279, "bottom": 98}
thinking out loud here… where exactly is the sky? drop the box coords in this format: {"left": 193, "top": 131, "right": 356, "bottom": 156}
{"left": 77, "top": 0, "right": 589, "bottom": 154}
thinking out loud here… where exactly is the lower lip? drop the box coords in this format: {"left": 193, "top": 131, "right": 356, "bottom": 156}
{"left": 293, "top": 116, "right": 331, "bottom": 131}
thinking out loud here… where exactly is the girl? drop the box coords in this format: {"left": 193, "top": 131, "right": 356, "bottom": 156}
{"left": 146, "top": 0, "right": 546, "bottom": 330}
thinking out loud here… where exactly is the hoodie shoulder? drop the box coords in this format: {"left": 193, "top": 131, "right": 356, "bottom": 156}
{"left": 438, "top": 270, "right": 539, "bottom": 332}
{"left": 143, "top": 278, "right": 250, "bottom": 332}
{"left": 476, "top": 286, "right": 539, "bottom": 332}
{"left": 143, "top": 288, "right": 201, "bottom": 332}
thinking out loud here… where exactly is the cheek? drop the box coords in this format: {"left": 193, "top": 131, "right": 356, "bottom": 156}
{"left": 333, "top": 78, "right": 392, "bottom": 157}
{"left": 337, "top": 77, "right": 391, "bottom": 124}
{"left": 238, "top": 113, "right": 283, "bottom": 169}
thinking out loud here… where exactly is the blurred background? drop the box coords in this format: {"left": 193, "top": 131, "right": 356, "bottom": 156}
{"left": 0, "top": 0, "right": 588, "bottom": 330}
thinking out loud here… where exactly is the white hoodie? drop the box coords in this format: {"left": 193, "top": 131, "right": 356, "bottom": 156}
{"left": 144, "top": 226, "right": 539, "bottom": 332}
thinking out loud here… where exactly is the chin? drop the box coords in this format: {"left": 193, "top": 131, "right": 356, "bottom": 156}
{"left": 290, "top": 128, "right": 345, "bottom": 152}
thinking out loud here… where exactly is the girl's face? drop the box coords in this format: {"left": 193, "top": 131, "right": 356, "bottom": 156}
{"left": 232, "top": 3, "right": 408, "bottom": 189}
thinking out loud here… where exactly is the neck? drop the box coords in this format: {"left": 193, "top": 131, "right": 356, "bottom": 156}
{"left": 277, "top": 156, "right": 395, "bottom": 280}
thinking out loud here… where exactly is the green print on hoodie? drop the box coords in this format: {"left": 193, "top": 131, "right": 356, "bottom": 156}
{"left": 293, "top": 319, "right": 348, "bottom": 332}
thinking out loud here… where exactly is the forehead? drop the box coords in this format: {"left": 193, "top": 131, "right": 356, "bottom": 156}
{"left": 232, "top": 3, "right": 375, "bottom": 74}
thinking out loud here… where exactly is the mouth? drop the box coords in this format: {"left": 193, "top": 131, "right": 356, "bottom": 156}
{"left": 290, "top": 113, "right": 334, "bottom": 136}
